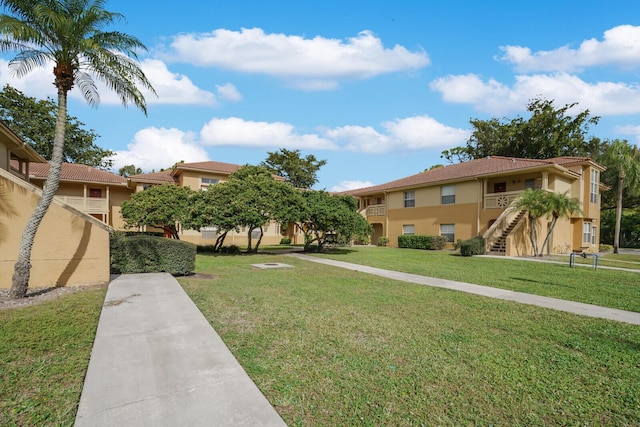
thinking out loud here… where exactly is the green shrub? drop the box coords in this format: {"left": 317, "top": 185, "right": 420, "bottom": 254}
{"left": 220, "top": 245, "right": 241, "bottom": 255}
{"left": 459, "top": 236, "right": 485, "bottom": 257}
{"left": 110, "top": 234, "right": 195, "bottom": 276}
{"left": 599, "top": 244, "right": 612, "bottom": 253}
{"left": 377, "top": 237, "right": 389, "bottom": 246}
{"left": 280, "top": 237, "right": 292, "bottom": 245}
{"left": 398, "top": 235, "right": 448, "bottom": 250}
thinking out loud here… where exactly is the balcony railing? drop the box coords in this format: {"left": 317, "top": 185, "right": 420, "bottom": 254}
{"left": 366, "top": 204, "right": 386, "bottom": 217}
{"left": 55, "top": 195, "right": 108, "bottom": 213}
{"left": 484, "top": 191, "right": 522, "bottom": 209}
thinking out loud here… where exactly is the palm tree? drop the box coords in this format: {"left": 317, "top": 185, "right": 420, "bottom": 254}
{"left": 509, "top": 189, "right": 548, "bottom": 256}
{"left": 540, "top": 191, "right": 582, "bottom": 255}
{"left": 605, "top": 140, "right": 640, "bottom": 254}
{"left": 0, "top": 0, "right": 156, "bottom": 298}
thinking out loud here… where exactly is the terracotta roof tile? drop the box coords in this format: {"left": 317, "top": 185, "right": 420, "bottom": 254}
{"left": 27, "top": 162, "right": 128, "bottom": 185}
{"left": 173, "top": 160, "right": 242, "bottom": 175}
{"left": 128, "top": 170, "right": 175, "bottom": 184}
{"left": 351, "top": 156, "right": 594, "bottom": 195}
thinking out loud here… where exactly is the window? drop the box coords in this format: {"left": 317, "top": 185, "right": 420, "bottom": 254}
{"left": 201, "top": 227, "right": 218, "bottom": 239}
{"left": 201, "top": 177, "right": 220, "bottom": 190}
{"left": 524, "top": 178, "right": 536, "bottom": 190}
{"left": 440, "top": 224, "right": 455, "bottom": 242}
{"left": 404, "top": 191, "right": 415, "bottom": 208}
{"left": 590, "top": 170, "right": 599, "bottom": 204}
{"left": 583, "top": 222, "right": 592, "bottom": 243}
{"left": 441, "top": 185, "right": 455, "bottom": 204}
{"left": 493, "top": 182, "right": 506, "bottom": 193}
{"left": 592, "top": 226, "right": 597, "bottom": 245}
{"left": 402, "top": 224, "right": 415, "bottom": 235}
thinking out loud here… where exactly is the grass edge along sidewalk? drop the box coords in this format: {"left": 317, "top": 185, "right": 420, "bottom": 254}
{"left": 181, "top": 253, "right": 640, "bottom": 426}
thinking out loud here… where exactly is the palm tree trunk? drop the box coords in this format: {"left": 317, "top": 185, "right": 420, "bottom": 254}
{"left": 613, "top": 174, "right": 624, "bottom": 254}
{"left": 541, "top": 218, "right": 558, "bottom": 256}
{"left": 10, "top": 89, "right": 68, "bottom": 298}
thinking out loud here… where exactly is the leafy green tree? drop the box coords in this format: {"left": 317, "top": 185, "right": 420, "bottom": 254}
{"left": 118, "top": 164, "right": 142, "bottom": 177}
{"left": 2, "top": 0, "right": 155, "bottom": 298}
{"left": 261, "top": 148, "right": 327, "bottom": 189}
{"left": 509, "top": 189, "right": 549, "bottom": 256}
{"left": 0, "top": 85, "right": 114, "bottom": 168}
{"left": 442, "top": 98, "right": 602, "bottom": 162}
{"left": 183, "top": 183, "right": 243, "bottom": 252}
{"left": 603, "top": 140, "right": 640, "bottom": 253}
{"left": 121, "top": 184, "right": 194, "bottom": 239}
{"left": 292, "top": 191, "right": 371, "bottom": 252}
{"left": 540, "top": 191, "right": 582, "bottom": 255}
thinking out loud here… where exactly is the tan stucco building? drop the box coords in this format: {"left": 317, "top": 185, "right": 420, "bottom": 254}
{"left": 0, "top": 123, "right": 110, "bottom": 289}
{"left": 129, "top": 161, "right": 297, "bottom": 246}
{"left": 351, "top": 156, "right": 606, "bottom": 256}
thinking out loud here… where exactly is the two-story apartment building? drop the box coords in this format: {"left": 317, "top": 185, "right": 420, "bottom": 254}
{"left": 24, "top": 162, "right": 132, "bottom": 229}
{"left": 350, "top": 156, "right": 606, "bottom": 256}
{"left": 129, "top": 160, "right": 297, "bottom": 246}
{"left": 0, "top": 122, "right": 110, "bottom": 289}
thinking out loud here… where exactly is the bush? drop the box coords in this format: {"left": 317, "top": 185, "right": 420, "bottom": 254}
{"left": 280, "top": 237, "right": 292, "bottom": 245}
{"left": 599, "top": 244, "right": 612, "bottom": 253}
{"left": 110, "top": 233, "right": 195, "bottom": 276}
{"left": 459, "top": 236, "right": 485, "bottom": 257}
{"left": 377, "top": 237, "right": 389, "bottom": 246}
{"left": 220, "top": 245, "right": 241, "bottom": 255}
{"left": 398, "top": 235, "right": 448, "bottom": 250}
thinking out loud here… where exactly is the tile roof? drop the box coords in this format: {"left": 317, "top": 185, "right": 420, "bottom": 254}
{"left": 173, "top": 160, "right": 242, "bottom": 175}
{"left": 25, "top": 162, "right": 128, "bottom": 185}
{"left": 127, "top": 170, "right": 175, "bottom": 184}
{"left": 350, "top": 156, "right": 595, "bottom": 195}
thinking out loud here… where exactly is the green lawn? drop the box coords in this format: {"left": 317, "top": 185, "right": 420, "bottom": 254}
{"left": 312, "top": 246, "right": 640, "bottom": 312}
{"left": 0, "top": 287, "right": 106, "bottom": 426}
{"left": 181, "top": 253, "right": 640, "bottom": 426}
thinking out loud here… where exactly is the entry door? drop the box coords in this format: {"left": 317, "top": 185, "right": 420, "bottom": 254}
{"left": 89, "top": 188, "right": 102, "bottom": 198}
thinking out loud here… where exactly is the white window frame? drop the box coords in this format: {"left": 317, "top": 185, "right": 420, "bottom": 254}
{"left": 201, "top": 177, "right": 220, "bottom": 190}
{"left": 440, "top": 224, "right": 455, "bottom": 242}
{"left": 583, "top": 222, "right": 592, "bottom": 243}
{"left": 402, "top": 224, "right": 415, "bottom": 235}
{"left": 590, "top": 170, "right": 599, "bottom": 204}
{"left": 441, "top": 185, "right": 455, "bottom": 205}
{"left": 592, "top": 226, "right": 597, "bottom": 245}
{"left": 404, "top": 191, "right": 415, "bottom": 208}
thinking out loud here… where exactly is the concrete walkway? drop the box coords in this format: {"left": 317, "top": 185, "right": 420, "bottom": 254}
{"left": 289, "top": 253, "right": 640, "bottom": 326}
{"left": 75, "top": 273, "right": 286, "bottom": 427}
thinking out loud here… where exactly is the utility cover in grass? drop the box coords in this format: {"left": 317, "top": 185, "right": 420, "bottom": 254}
{"left": 251, "top": 263, "right": 294, "bottom": 269}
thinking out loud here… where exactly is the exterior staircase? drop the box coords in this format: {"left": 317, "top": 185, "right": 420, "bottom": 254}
{"left": 486, "top": 210, "right": 527, "bottom": 255}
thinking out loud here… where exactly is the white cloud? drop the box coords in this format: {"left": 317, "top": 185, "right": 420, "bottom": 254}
{"left": 0, "top": 58, "right": 216, "bottom": 106}
{"left": 500, "top": 25, "right": 640, "bottom": 73}
{"left": 321, "top": 115, "right": 469, "bottom": 153}
{"left": 330, "top": 180, "right": 374, "bottom": 192}
{"left": 614, "top": 125, "right": 640, "bottom": 145}
{"left": 200, "top": 117, "right": 338, "bottom": 150}
{"left": 431, "top": 72, "right": 640, "bottom": 116}
{"left": 110, "top": 127, "right": 208, "bottom": 172}
{"left": 164, "top": 28, "right": 429, "bottom": 89}
{"left": 215, "top": 83, "right": 242, "bottom": 102}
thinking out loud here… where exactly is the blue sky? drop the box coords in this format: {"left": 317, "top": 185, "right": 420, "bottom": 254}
{"left": 2, "top": 0, "right": 640, "bottom": 190}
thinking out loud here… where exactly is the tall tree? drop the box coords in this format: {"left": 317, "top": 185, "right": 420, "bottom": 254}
{"left": 120, "top": 184, "right": 194, "bottom": 240}
{"left": 540, "top": 191, "right": 582, "bottom": 255}
{"left": 441, "top": 98, "right": 602, "bottom": 163}
{"left": 0, "top": 84, "right": 114, "bottom": 168}
{"left": 604, "top": 140, "right": 640, "bottom": 253}
{"left": 509, "top": 189, "right": 548, "bottom": 256}
{"left": 261, "top": 148, "right": 327, "bottom": 189}
{"left": 118, "top": 164, "right": 142, "bottom": 177}
{"left": 1, "top": 0, "right": 155, "bottom": 298}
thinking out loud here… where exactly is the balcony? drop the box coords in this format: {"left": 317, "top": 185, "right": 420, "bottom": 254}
{"left": 55, "top": 195, "right": 108, "bottom": 214}
{"left": 484, "top": 191, "right": 522, "bottom": 209}
{"left": 366, "top": 204, "right": 386, "bottom": 217}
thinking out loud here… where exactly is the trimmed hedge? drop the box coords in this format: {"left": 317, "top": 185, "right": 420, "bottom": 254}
{"left": 459, "top": 236, "right": 485, "bottom": 257}
{"left": 110, "top": 233, "right": 196, "bottom": 276}
{"left": 398, "top": 235, "right": 448, "bottom": 250}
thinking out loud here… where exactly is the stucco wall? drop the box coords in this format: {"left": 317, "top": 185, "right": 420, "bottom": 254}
{"left": 0, "top": 171, "right": 110, "bottom": 289}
